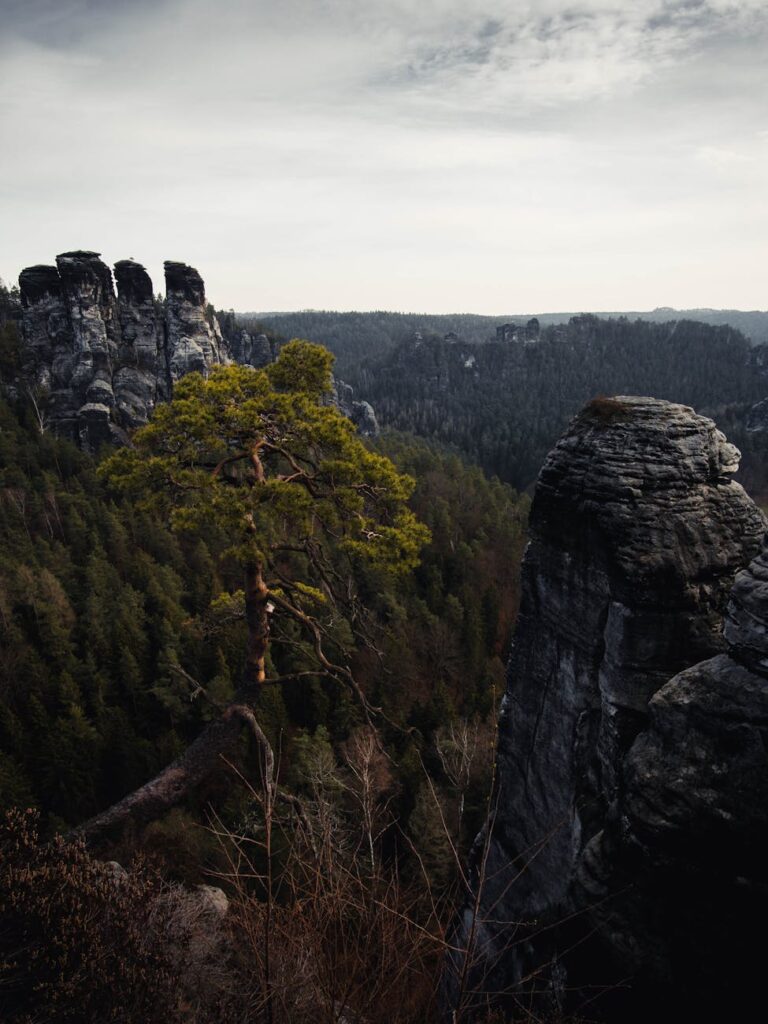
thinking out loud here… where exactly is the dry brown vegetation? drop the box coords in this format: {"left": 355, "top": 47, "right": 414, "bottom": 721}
{"left": 0, "top": 717, "right": 576, "bottom": 1024}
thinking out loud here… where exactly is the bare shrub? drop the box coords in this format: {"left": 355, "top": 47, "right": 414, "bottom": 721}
{"left": 0, "top": 809, "right": 241, "bottom": 1024}
{"left": 0, "top": 808, "right": 176, "bottom": 1023}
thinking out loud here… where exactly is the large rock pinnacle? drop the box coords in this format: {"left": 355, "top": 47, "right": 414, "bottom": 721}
{"left": 16, "top": 253, "right": 232, "bottom": 447}
{"left": 113, "top": 260, "right": 166, "bottom": 428}
{"left": 163, "top": 260, "right": 228, "bottom": 378}
{"left": 14, "top": 249, "right": 377, "bottom": 446}
{"left": 448, "top": 396, "right": 767, "bottom": 1020}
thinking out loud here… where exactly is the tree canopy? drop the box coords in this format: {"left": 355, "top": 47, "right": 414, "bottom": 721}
{"left": 83, "top": 341, "right": 430, "bottom": 838}
{"left": 103, "top": 341, "right": 427, "bottom": 582}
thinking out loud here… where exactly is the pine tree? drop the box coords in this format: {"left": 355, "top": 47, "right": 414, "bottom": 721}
{"left": 82, "top": 341, "right": 430, "bottom": 840}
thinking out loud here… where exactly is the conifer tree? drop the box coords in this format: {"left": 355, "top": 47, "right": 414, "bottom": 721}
{"left": 81, "top": 341, "right": 429, "bottom": 839}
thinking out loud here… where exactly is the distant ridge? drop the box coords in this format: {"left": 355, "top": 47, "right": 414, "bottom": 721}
{"left": 249, "top": 307, "right": 768, "bottom": 342}
{"left": 244, "top": 307, "right": 768, "bottom": 377}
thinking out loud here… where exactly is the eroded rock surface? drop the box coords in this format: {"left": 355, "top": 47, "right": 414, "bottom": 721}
{"left": 16, "top": 251, "right": 378, "bottom": 446}
{"left": 449, "top": 396, "right": 767, "bottom": 1020}
{"left": 164, "top": 261, "right": 229, "bottom": 379}
{"left": 333, "top": 379, "right": 380, "bottom": 436}
{"left": 17, "top": 252, "right": 232, "bottom": 448}
{"left": 19, "top": 252, "right": 122, "bottom": 447}
{"left": 229, "top": 329, "right": 276, "bottom": 368}
{"left": 114, "top": 259, "right": 167, "bottom": 428}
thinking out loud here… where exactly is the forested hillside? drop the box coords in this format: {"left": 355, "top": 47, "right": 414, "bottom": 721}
{"left": 0, "top": 389, "right": 526, "bottom": 840}
{"left": 248, "top": 307, "right": 768, "bottom": 376}
{"left": 345, "top": 316, "right": 767, "bottom": 490}
{"left": 3, "top": 277, "right": 767, "bottom": 1021}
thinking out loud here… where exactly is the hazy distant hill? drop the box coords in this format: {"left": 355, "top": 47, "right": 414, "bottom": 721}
{"left": 244, "top": 307, "right": 768, "bottom": 375}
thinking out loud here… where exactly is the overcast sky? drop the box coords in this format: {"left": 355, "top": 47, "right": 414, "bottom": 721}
{"left": 1, "top": 0, "right": 766, "bottom": 313}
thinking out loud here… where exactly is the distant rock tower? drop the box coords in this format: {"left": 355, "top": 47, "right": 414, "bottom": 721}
{"left": 15, "top": 249, "right": 379, "bottom": 448}
{"left": 17, "top": 252, "right": 232, "bottom": 449}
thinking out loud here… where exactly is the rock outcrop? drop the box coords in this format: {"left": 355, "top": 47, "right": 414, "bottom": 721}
{"left": 228, "top": 329, "right": 276, "bottom": 368}
{"left": 17, "top": 253, "right": 232, "bottom": 448}
{"left": 448, "top": 396, "right": 767, "bottom": 1020}
{"left": 113, "top": 259, "right": 167, "bottom": 428}
{"left": 15, "top": 251, "right": 378, "bottom": 446}
{"left": 333, "top": 379, "right": 380, "bottom": 437}
{"left": 495, "top": 317, "right": 540, "bottom": 343}
{"left": 19, "top": 253, "right": 122, "bottom": 447}
{"left": 164, "top": 261, "right": 228, "bottom": 379}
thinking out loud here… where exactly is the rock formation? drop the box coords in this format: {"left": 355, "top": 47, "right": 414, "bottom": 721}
{"left": 495, "top": 317, "right": 539, "bottom": 343}
{"left": 448, "top": 396, "right": 767, "bottom": 1020}
{"left": 16, "top": 253, "right": 232, "bottom": 448}
{"left": 14, "top": 251, "right": 378, "bottom": 446}
{"left": 163, "top": 261, "right": 228, "bottom": 379}
{"left": 333, "top": 378, "right": 380, "bottom": 437}
{"left": 19, "top": 253, "right": 121, "bottom": 447}
{"left": 113, "top": 259, "right": 167, "bottom": 428}
{"left": 228, "top": 329, "right": 276, "bottom": 368}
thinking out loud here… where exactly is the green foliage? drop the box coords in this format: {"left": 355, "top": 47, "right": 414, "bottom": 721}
{"left": 0, "top": 279, "right": 21, "bottom": 381}
{"left": 101, "top": 344, "right": 429, "bottom": 576}
{"left": 249, "top": 307, "right": 768, "bottom": 378}
{"left": 0, "top": 396, "right": 225, "bottom": 825}
{"left": 364, "top": 433, "right": 527, "bottom": 725}
{"left": 0, "top": 368, "right": 527, "bottom": 839}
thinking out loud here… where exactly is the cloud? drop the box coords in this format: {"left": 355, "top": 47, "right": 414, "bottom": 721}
{"left": 0, "top": 0, "right": 766, "bottom": 311}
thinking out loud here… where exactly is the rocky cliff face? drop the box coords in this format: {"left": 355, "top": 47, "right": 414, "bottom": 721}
{"left": 227, "top": 327, "right": 276, "bottom": 368}
{"left": 332, "top": 378, "right": 380, "bottom": 437}
{"left": 449, "top": 396, "right": 767, "bottom": 1020}
{"left": 113, "top": 259, "right": 167, "bottom": 428}
{"left": 18, "top": 254, "right": 119, "bottom": 447}
{"left": 17, "top": 252, "right": 230, "bottom": 448}
{"left": 15, "top": 251, "right": 378, "bottom": 446}
{"left": 163, "top": 261, "right": 228, "bottom": 380}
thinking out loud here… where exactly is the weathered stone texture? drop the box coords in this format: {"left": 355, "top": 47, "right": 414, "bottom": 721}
{"left": 15, "top": 251, "right": 378, "bottom": 446}
{"left": 450, "top": 396, "right": 767, "bottom": 1019}
{"left": 164, "top": 261, "right": 228, "bottom": 379}
{"left": 113, "top": 260, "right": 166, "bottom": 428}
{"left": 17, "top": 253, "right": 232, "bottom": 448}
{"left": 332, "top": 379, "right": 380, "bottom": 436}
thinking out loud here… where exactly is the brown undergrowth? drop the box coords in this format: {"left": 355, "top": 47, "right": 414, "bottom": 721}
{"left": 0, "top": 719, "right": 580, "bottom": 1024}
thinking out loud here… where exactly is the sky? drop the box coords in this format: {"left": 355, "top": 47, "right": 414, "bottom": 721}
{"left": 1, "top": 0, "right": 766, "bottom": 313}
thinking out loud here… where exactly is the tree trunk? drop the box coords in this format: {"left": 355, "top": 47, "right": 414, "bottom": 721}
{"left": 76, "top": 562, "right": 274, "bottom": 843}
{"left": 73, "top": 704, "right": 274, "bottom": 844}
{"left": 244, "top": 560, "right": 270, "bottom": 688}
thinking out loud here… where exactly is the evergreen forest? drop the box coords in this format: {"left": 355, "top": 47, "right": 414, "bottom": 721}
{"left": 2, "top": 280, "right": 767, "bottom": 1022}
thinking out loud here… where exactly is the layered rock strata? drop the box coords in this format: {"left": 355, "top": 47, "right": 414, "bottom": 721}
{"left": 576, "top": 545, "right": 768, "bottom": 1015}
{"left": 16, "top": 251, "right": 378, "bottom": 446}
{"left": 19, "top": 253, "right": 121, "bottom": 447}
{"left": 449, "top": 396, "right": 767, "bottom": 1019}
{"left": 163, "top": 261, "right": 228, "bottom": 379}
{"left": 113, "top": 259, "right": 167, "bottom": 428}
{"left": 17, "top": 253, "right": 232, "bottom": 448}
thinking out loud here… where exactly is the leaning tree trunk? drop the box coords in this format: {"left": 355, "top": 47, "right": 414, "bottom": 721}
{"left": 75, "top": 560, "right": 275, "bottom": 843}
{"left": 73, "top": 704, "right": 274, "bottom": 844}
